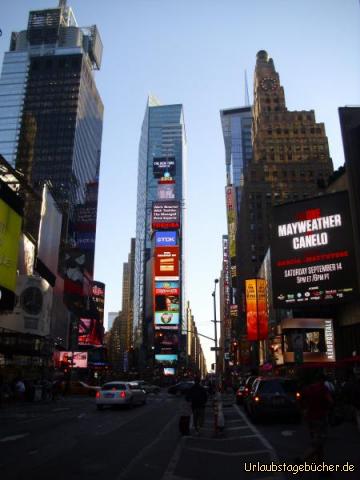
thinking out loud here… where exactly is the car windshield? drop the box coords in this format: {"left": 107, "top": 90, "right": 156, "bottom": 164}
{"left": 258, "top": 380, "right": 297, "bottom": 394}
{"left": 101, "top": 383, "right": 126, "bottom": 391}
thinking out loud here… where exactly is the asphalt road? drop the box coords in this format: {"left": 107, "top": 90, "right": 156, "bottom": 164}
{"left": 1, "top": 393, "right": 359, "bottom": 480}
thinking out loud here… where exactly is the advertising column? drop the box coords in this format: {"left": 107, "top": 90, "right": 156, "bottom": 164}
{"left": 151, "top": 158, "right": 181, "bottom": 377}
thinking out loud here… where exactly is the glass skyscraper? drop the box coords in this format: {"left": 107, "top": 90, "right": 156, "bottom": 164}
{"left": 134, "top": 97, "right": 187, "bottom": 367}
{"left": 220, "top": 106, "right": 253, "bottom": 214}
{"left": 0, "top": 1, "right": 103, "bottom": 252}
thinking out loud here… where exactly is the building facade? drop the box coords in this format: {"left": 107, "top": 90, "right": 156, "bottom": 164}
{"left": 236, "top": 50, "right": 334, "bottom": 338}
{"left": 0, "top": 1, "right": 103, "bottom": 254}
{"left": 133, "top": 97, "right": 187, "bottom": 373}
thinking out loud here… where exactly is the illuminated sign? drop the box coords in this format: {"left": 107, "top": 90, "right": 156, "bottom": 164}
{"left": 271, "top": 191, "right": 358, "bottom": 307}
{"left": 154, "top": 246, "right": 179, "bottom": 277}
{"left": 152, "top": 201, "right": 180, "bottom": 229}
{"left": 225, "top": 186, "right": 236, "bottom": 260}
{"left": 157, "top": 183, "right": 175, "bottom": 199}
{"left": 164, "top": 367, "right": 175, "bottom": 376}
{"left": 154, "top": 311, "right": 179, "bottom": 326}
{"left": 155, "top": 281, "right": 179, "bottom": 295}
{"left": 78, "top": 317, "right": 102, "bottom": 346}
{"left": 155, "top": 294, "right": 179, "bottom": 312}
{"left": 155, "top": 231, "right": 177, "bottom": 246}
{"left": 245, "top": 279, "right": 269, "bottom": 341}
{"left": 155, "top": 354, "right": 178, "bottom": 364}
{"left": 281, "top": 317, "right": 336, "bottom": 363}
{"left": 0, "top": 182, "right": 23, "bottom": 311}
{"left": 153, "top": 156, "right": 176, "bottom": 178}
{"left": 54, "top": 351, "right": 88, "bottom": 368}
{"left": 155, "top": 330, "right": 179, "bottom": 354}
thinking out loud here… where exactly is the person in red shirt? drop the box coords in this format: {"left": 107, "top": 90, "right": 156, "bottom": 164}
{"left": 300, "top": 372, "right": 334, "bottom": 466}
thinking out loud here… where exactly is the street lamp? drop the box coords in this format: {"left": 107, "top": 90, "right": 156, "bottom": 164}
{"left": 212, "top": 278, "right": 219, "bottom": 378}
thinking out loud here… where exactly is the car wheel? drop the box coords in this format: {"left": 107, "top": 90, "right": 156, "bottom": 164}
{"left": 176, "top": 390, "right": 181, "bottom": 397}
{"left": 97, "top": 404, "right": 104, "bottom": 411}
{"left": 142, "top": 397, "right": 147, "bottom": 405}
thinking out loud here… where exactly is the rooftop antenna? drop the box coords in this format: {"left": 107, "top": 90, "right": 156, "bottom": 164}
{"left": 244, "top": 69, "right": 250, "bottom": 106}
{"left": 59, "top": 0, "right": 67, "bottom": 7}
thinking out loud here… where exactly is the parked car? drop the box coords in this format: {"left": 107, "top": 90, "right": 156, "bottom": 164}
{"left": 168, "top": 381, "right": 194, "bottom": 396}
{"left": 235, "top": 380, "right": 247, "bottom": 405}
{"left": 129, "top": 380, "right": 160, "bottom": 394}
{"left": 246, "top": 377, "right": 302, "bottom": 422}
{"left": 96, "top": 381, "right": 146, "bottom": 410}
{"left": 242, "top": 376, "right": 258, "bottom": 410}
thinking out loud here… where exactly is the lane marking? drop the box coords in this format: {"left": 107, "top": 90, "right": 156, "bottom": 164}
{"left": 187, "top": 447, "right": 270, "bottom": 456}
{"left": 233, "top": 405, "right": 285, "bottom": 479}
{"left": 161, "top": 437, "right": 186, "bottom": 480}
{"left": 0, "top": 433, "right": 29, "bottom": 442}
{"left": 117, "top": 414, "right": 178, "bottom": 479}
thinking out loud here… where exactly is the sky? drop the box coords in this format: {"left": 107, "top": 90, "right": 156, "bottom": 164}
{"left": 1, "top": 0, "right": 360, "bottom": 370}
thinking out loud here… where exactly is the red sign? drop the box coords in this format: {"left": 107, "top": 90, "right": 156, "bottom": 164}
{"left": 245, "top": 279, "right": 269, "bottom": 341}
{"left": 154, "top": 247, "right": 179, "bottom": 277}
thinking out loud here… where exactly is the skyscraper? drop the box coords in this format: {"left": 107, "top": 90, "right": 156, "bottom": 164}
{"left": 133, "top": 97, "right": 187, "bottom": 371}
{"left": 0, "top": 1, "right": 103, "bottom": 257}
{"left": 220, "top": 106, "right": 253, "bottom": 366}
{"left": 236, "top": 50, "right": 333, "bottom": 332}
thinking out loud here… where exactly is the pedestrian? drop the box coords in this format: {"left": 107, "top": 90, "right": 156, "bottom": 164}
{"left": 298, "top": 372, "right": 334, "bottom": 475}
{"left": 341, "top": 373, "right": 360, "bottom": 430}
{"left": 186, "top": 377, "right": 208, "bottom": 434}
{"left": 14, "top": 378, "right": 26, "bottom": 402}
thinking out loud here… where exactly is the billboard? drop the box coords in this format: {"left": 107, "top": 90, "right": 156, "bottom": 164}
{"left": 164, "top": 367, "right": 175, "bottom": 376}
{"left": 155, "top": 294, "right": 179, "bottom": 312}
{"left": 225, "top": 186, "right": 236, "bottom": 260}
{"left": 154, "top": 311, "right": 179, "bottom": 326}
{"left": 78, "top": 317, "right": 102, "bottom": 346}
{"left": 155, "top": 281, "right": 179, "bottom": 295}
{"left": 157, "top": 184, "right": 175, "bottom": 200}
{"left": 281, "top": 317, "right": 335, "bottom": 363}
{"left": 155, "top": 330, "right": 179, "bottom": 354}
{"left": 37, "top": 185, "right": 62, "bottom": 279}
{"left": 155, "top": 354, "right": 178, "bottom": 365}
{"left": 155, "top": 231, "right": 177, "bottom": 247}
{"left": 245, "top": 279, "right": 269, "bottom": 341}
{"left": 0, "top": 182, "right": 23, "bottom": 311}
{"left": 271, "top": 191, "right": 358, "bottom": 307}
{"left": 54, "top": 351, "right": 88, "bottom": 369}
{"left": 153, "top": 156, "right": 176, "bottom": 178}
{"left": 91, "top": 281, "right": 105, "bottom": 325}
{"left": 154, "top": 246, "right": 179, "bottom": 277}
{"left": 152, "top": 201, "right": 180, "bottom": 230}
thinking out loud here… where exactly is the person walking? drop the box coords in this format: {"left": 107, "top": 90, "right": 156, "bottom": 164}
{"left": 186, "top": 377, "right": 208, "bottom": 434}
{"left": 298, "top": 372, "right": 334, "bottom": 476}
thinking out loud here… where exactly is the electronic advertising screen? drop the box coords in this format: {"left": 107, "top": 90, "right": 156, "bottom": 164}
{"left": 153, "top": 156, "right": 176, "bottom": 178}
{"left": 281, "top": 317, "right": 335, "bottom": 363}
{"left": 154, "top": 311, "right": 179, "bottom": 326}
{"left": 270, "top": 191, "right": 358, "bottom": 308}
{"left": 155, "top": 354, "right": 178, "bottom": 366}
{"left": 152, "top": 201, "right": 180, "bottom": 230}
{"left": 155, "top": 294, "right": 179, "bottom": 312}
{"left": 155, "top": 330, "right": 179, "bottom": 354}
{"left": 78, "top": 317, "right": 102, "bottom": 346}
{"left": 155, "top": 281, "right": 179, "bottom": 295}
{"left": 54, "top": 351, "right": 88, "bottom": 368}
{"left": 155, "top": 231, "right": 177, "bottom": 247}
{"left": 154, "top": 246, "right": 179, "bottom": 278}
{"left": 0, "top": 182, "right": 23, "bottom": 311}
{"left": 164, "top": 367, "right": 175, "bottom": 376}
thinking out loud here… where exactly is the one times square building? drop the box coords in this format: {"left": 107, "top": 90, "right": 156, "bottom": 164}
{"left": 134, "top": 96, "right": 187, "bottom": 373}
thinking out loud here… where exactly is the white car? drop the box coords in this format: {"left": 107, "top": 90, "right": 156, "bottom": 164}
{"left": 96, "top": 381, "right": 146, "bottom": 410}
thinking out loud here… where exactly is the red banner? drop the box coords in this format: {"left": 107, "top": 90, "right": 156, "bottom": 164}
{"left": 245, "top": 279, "right": 269, "bottom": 341}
